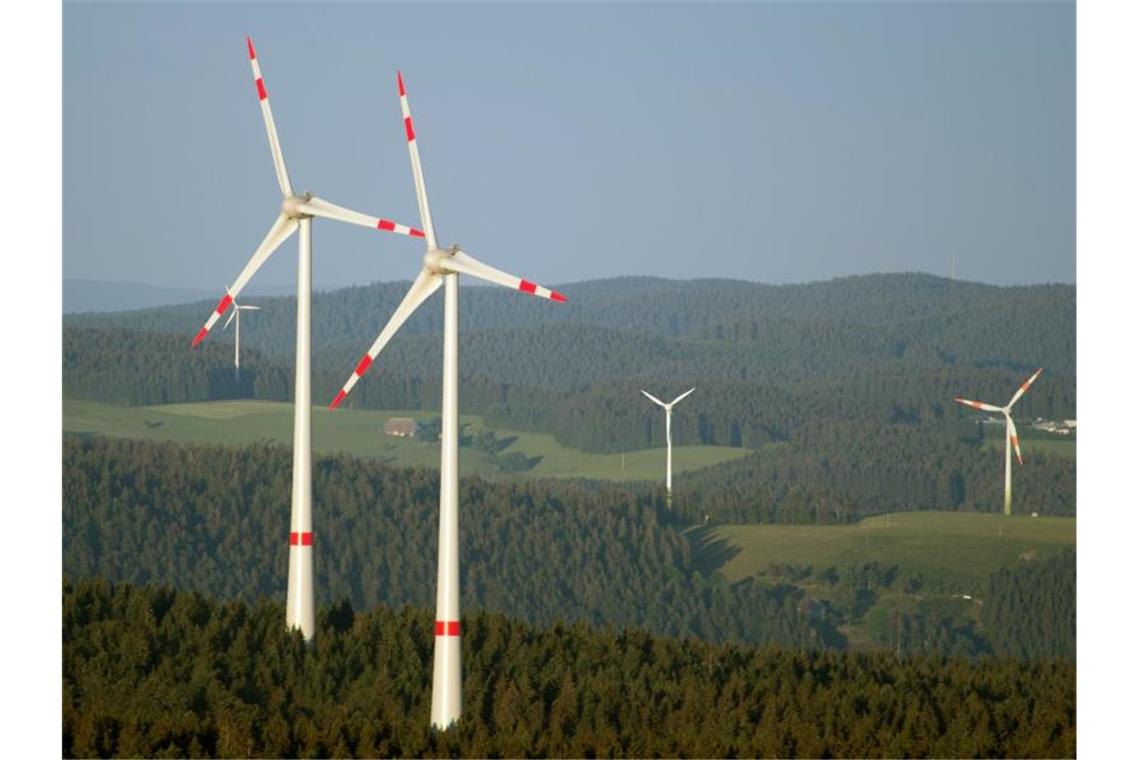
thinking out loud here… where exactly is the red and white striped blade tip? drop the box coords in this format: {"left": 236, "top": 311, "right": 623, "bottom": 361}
{"left": 191, "top": 293, "right": 234, "bottom": 347}
{"left": 329, "top": 390, "right": 347, "bottom": 410}
{"left": 376, "top": 218, "right": 425, "bottom": 238}
{"left": 246, "top": 36, "right": 256, "bottom": 60}
{"left": 397, "top": 70, "right": 406, "bottom": 96}
{"left": 516, "top": 278, "right": 567, "bottom": 303}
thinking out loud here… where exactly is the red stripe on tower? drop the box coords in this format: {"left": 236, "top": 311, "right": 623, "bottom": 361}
{"left": 355, "top": 354, "right": 374, "bottom": 377}
{"left": 434, "top": 620, "right": 461, "bottom": 636}
{"left": 519, "top": 279, "right": 537, "bottom": 295}
{"left": 256, "top": 78, "right": 267, "bottom": 101}
{"left": 289, "top": 532, "right": 314, "bottom": 546}
{"left": 404, "top": 117, "right": 416, "bottom": 142}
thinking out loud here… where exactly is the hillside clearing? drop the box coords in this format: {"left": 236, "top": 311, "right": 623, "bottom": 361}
{"left": 63, "top": 398, "right": 753, "bottom": 482}
{"left": 702, "top": 511, "right": 1075, "bottom": 591}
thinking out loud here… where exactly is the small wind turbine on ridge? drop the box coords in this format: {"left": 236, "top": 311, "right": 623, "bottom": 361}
{"left": 191, "top": 37, "right": 424, "bottom": 642}
{"left": 955, "top": 368, "right": 1043, "bottom": 516}
{"left": 640, "top": 387, "right": 696, "bottom": 506}
{"left": 222, "top": 297, "right": 261, "bottom": 379}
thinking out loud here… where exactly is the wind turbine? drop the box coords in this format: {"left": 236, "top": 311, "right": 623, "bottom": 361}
{"left": 190, "top": 38, "right": 423, "bottom": 641}
{"left": 222, "top": 298, "right": 261, "bottom": 378}
{"left": 955, "top": 368, "right": 1044, "bottom": 516}
{"left": 640, "top": 387, "right": 696, "bottom": 504}
{"left": 328, "top": 70, "right": 566, "bottom": 729}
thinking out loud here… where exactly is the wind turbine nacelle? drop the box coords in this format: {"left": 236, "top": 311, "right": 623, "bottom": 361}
{"left": 424, "top": 247, "right": 460, "bottom": 274}
{"left": 281, "top": 193, "right": 314, "bottom": 220}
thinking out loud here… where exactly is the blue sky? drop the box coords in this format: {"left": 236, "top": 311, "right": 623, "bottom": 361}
{"left": 63, "top": 1, "right": 1074, "bottom": 290}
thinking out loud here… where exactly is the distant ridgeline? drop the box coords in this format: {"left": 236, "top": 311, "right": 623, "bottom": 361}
{"left": 65, "top": 273, "right": 1076, "bottom": 381}
{"left": 64, "top": 272, "right": 1076, "bottom": 419}
{"left": 64, "top": 437, "right": 1076, "bottom": 662}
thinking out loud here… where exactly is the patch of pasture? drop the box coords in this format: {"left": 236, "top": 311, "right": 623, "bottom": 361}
{"left": 62, "top": 399, "right": 753, "bottom": 482}
{"left": 704, "top": 511, "right": 1075, "bottom": 591}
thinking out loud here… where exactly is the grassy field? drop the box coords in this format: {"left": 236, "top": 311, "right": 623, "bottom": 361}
{"left": 63, "top": 399, "right": 754, "bottom": 482}
{"left": 981, "top": 435, "right": 1076, "bottom": 460}
{"left": 703, "top": 511, "right": 1075, "bottom": 591}
{"left": 979, "top": 423, "right": 1076, "bottom": 460}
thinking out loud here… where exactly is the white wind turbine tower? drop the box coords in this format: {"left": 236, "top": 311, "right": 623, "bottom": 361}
{"left": 222, "top": 298, "right": 261, "bottom": 378}
{"left": 640, "top": 387, "right": 696, "bottom": 504}
{"left": 955, "top": 368, "right": 1043, "bottom": 516}
{"left": 329, "top": 70, "right": 566, "bottom": 729}
{"left": 191, "top": 38, "right": 423, "bottom": 641}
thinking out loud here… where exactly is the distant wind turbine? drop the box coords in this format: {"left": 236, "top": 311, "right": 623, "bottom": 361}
{"left": 222, "top": 299, "right": 261, "bottom": 378}
{"left": 328, "top": 70, "right": 566, "bottom": 729}
{"left": 955, "top": 368, "right": 1044, "bottom": 516}
{"left": 190, "top": 37, "right": 423, "bottom": 641}
{"left": 640, "top": 387, "right": 696, "bottom": 504}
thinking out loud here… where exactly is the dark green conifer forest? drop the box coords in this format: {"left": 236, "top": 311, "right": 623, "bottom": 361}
{"left": 63, "top": 579, "right": 1076, "bottom": 758}
{"left": 64, "top": 436, "right": 1075, "bottom": 662}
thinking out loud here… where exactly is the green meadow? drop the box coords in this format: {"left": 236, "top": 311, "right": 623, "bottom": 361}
{"left": 702, "top": 510, "right": 1075, "bottom": 591}
{"left": 63, "top": 398, "right": 753, "bottom": 482}
{"left": 980, "top": 434, "right": 1076, "bottom": 460}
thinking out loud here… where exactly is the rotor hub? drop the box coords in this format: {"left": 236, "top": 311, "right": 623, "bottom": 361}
{"left": 281, "top": 192, "right": 314, "bottom": 220}
{"left": 424, "top": 250, "right": 449, "bottom": 274}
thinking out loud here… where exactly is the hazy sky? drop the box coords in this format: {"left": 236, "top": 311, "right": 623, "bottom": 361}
{"left": 63, "top": 1, "right": 1074, "bottom": 290}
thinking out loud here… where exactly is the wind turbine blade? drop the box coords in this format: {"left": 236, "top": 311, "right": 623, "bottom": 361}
{"left": 246, "top": 36, "right": 293, "bottom": 198}
{"left": 398, "top": 70, "right": 437, "bottom": 250}
{"left": 954, "top": 397, "right": 1003, "bottom": 414}
{"left": 329, "top": 269, "right": 443, "bottom": 408}
{"left": 241, "top": 305, "right": 262, "bottom": 311}
{"left": 1008, "top": 415, "right": 1024, "bottom": 465}
{"left": 298, "top": 196, "right": 425, "bottom": 238}
{"left": 441, "top": 250, "right": 567, "bottom": 303}
{"left": 640, "top": 390, "right": 668, "bottom": 408}
{"left": 670, "top": 387, "right": 697, "bottom": 406}
{"left": 223, "top": 310, "right": 237, "bottom": 330}
{"left": 1008, "top": 367, "right": 1044, "bottom": 407}
{"left": 192, "top": 213, "right": 297, "bottom": 346}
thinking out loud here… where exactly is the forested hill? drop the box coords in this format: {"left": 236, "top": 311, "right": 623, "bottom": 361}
{"left": 65, "top": 273, "right": 1076, "bottom": 381}
{"left": 64, "top": 578, "right": 1076, "bottom": 758}
{"left": 65, "top": 437, "right": 1076, "bottom": 661}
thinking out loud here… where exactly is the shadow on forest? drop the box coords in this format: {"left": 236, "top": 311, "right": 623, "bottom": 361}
{"left": 685, "top": 524, "right": 742, "bottom": 578}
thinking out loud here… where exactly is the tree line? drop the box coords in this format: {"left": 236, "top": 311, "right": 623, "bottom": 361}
{"left": 63, "top": 577, "right": 1076, "bottom": 758}
{"left": 672, "top": 419, "right": 1076, "bottom": 524}
{"left": 63, "top": 436, "right": 829, "bottom": 649}
{"left": 64, "top": 272, "right": 1075, "bottom": 392}
{"left": 64, "top": 436, "right": 1075, "bottom": 661}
